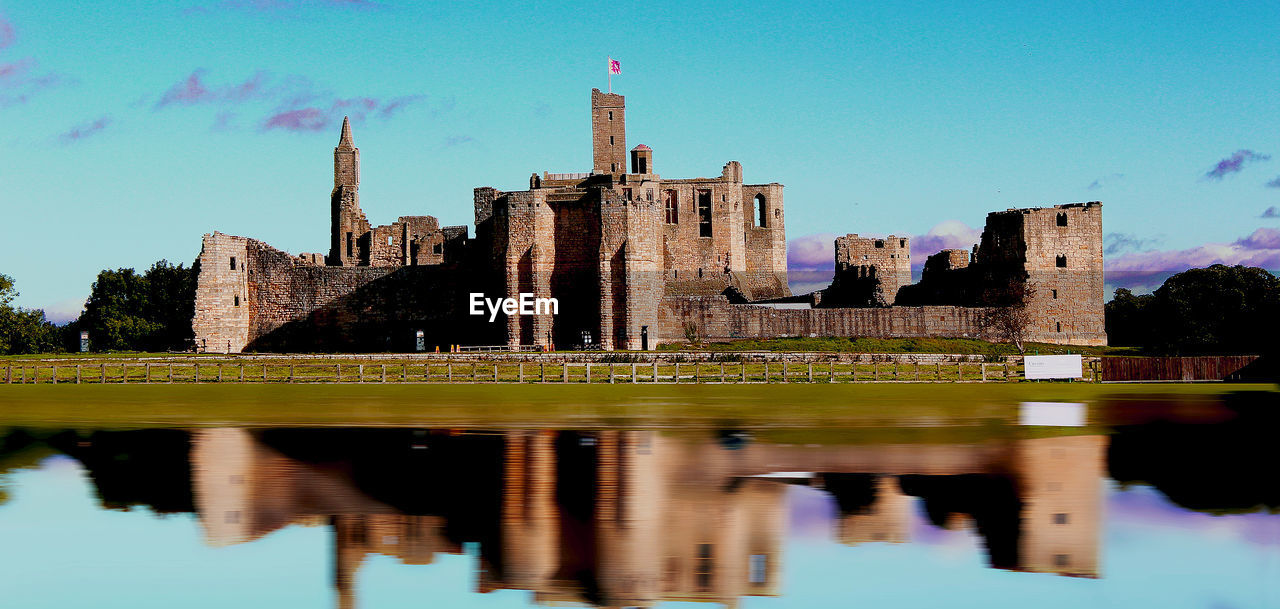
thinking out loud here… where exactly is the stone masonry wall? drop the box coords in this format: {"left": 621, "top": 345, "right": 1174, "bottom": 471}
{"left": 828, "top": 234, "right": 913, "bottom": 306}
{"left": 193, "top": 233, "right": 251, "bottom": 353}
{"left": 660, "top": 296, "right": 991, "bottom": 344}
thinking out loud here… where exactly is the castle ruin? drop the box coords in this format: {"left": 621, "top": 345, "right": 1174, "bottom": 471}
{"left": 192, "top": 89, "right": 1105, "bottom": 352}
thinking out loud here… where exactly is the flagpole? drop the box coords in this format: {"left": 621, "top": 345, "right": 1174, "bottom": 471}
{"left": 607, "top": 56, "right": 612, "bottom": 93}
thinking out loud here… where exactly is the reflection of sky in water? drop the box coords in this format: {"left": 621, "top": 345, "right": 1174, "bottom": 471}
{"left": 1, "top": 455, "right": 1276, "bottom": 609}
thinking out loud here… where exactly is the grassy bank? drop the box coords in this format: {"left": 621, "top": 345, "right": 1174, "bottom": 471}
{"left": 0, "top": 382, "right": 1262, "bottom": 429}
{"left": 661, "top": 336, "right": 1132, "bottom": 356}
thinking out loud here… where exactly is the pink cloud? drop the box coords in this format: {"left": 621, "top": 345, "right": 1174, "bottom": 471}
{"left": 787, "top": 233, "right": 836, "bottom": 270}
{"left": 377, "top": 95, "right": 424, "bottom": 119}
{"left": 1108, "top": 227, "right": 1280, "bottom": 274}
{"left": 1204, "top": 149, "right": 1270, "bottom": 180}
{"left": 911, "top": 220, "right": 981, "bottom": 265}
{"left": 59, "top": 116, "right": 112, "bottom": 144}
{"left": 262, "top": 107, "right": 327, "bottom": 131}
{"left": 0, "top": 16, "right": 15, "bottom": 50}
{"left": 155, "top": 69, "right": 272, "bottom": 108}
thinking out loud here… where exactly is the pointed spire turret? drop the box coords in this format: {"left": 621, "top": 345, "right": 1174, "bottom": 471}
{"left": 338, "top": 116, "right": 354, "bottom": 149}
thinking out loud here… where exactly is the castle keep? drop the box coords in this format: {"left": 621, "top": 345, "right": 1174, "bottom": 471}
{"left": 193, "top": 89, "right": 1105, "bottom": 352}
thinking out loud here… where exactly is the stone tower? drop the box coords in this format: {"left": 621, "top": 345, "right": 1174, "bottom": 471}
{"left": 828, "top": 234, "right": 912, "bottom": 306}
{"left": 329, "top": 117, "right": 368, "bottom": 266}
{"left": 975, "top": 202, "right": 1106, "bottom": 345}
{"left": 591, "top": 88, "right": 626, "bottom": 174}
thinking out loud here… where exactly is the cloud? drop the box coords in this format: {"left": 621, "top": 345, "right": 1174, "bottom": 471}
{"left": 376, "top": 95, "right": 423, "bottom": 119}
{"left": 41, "top": 297, "right": 86, "bottom": 324}
{"left": 1261, "top": 206, "right": 1280, "bottom": 218}
{"left": 1104, "top": 232, "right": 1162, "bottom": 255}
{"left": 1266, "top": 177, "right": 1280, "bottom": 189}
{"left": 59, "top": 116, "right": 112, "bottom": 144}
{"left": 444, "top": 135, "right": 474, "bottom": 147}
{"left": 153, "top": 70, "right": 426, "bottom": 132}
{"left": 0, "top": 17, "right": 71, "bottom": 107}
{"left": 154, "top": 69, "right": 273, "bottom": 108}
{"left": 1204, "top": 150, "right": 1270, "bottom": 181}
{"left": 0, "top": 16, "right": 14, "bottom": 50}
{"left": 1105, "top": 227, "right": 1280, "bottom": 292}
{"left": 787, "top": 233, "right": 835, "bottom": 270}
{"left": 261, "top": 97, "right": 381, "bottom": 132}
{"left": 1087, "top": 173, "right": 1124, "bottom": 190}
{"left": 911, "top": 220, "right": 981, "bottom": 263}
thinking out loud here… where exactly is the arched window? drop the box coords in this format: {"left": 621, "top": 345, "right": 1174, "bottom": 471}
{"left": 755, "top": 194, "right": 767, "bottom": 227}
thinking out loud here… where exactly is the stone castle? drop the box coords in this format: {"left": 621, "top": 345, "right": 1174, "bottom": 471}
{"left": 193, "top": 89, "right": 1105, "bottom": 352}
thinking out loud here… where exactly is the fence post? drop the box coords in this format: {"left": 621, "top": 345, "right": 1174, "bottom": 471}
{"left": 51, "top": 365, "right": 57, "bottom": 385}
{"left": 403, "top": 363, "right": 408, "bottom": 382}
{"left": 492, "top": 364, "right": 497, "bottom": 382}
{"left": 540, "top": 362, "right": 546, "bottom": 383}
{"left": 937, "top": 363, "right": 942, "bottom": 381}
{"left": 981, "top": 363, "right": 987, "bottom": 382}
{"left": 782, "top": 362, "right": 787, "bottom": 383}
{"left": 218, "top": 364, "right": 224, "bottom": 383}
{"left": 359, "top": 364, "right": 364, "bottom": 383}
{"left": 101, "top": 363, "right": 106, "bottom": 384}
{"left": 675, "top": 362, "right": 680, "bottom": 383}
{"left": 145, "top": 364, "right": 150, "bottom": 384}
{"left": 830, "top": 362, "right": 835, "bottom": 383}
{"left": 194, "top": 363, "right": 200, "bottom": 383}
{"left": 1005, "top": 362, "right": 1011, "bottom": 381}
{"left": 563, "top": 362, "right": 568, "bottom": 383}
{"left": 76, "top": 365, "right": 81, "bottom": 385}
{"left": 519, "top": 362, "right": 524, "bottom": 383}
{"left": 4, "top": 365, "right": 9, "bottom": 384}
{"left": 381, "top": 364, "right": 386, "bottom": 383}
{"left": 873, "top": 362, "right": 879, "bottom": 381}
{"left": 694, "top": 363, "right": 699, "bottom": 383}
{"left": 609, "top": 363, "right": 614, "bottom": 384}
{"left": 742, "top": 361, "right": 747, "bottom": 383}
{"left": 762, "top": 362, "right": 767, "bottom": 383}
{"left": 586, "top": 364, "right": 592, "bottom": 383}
{"left": 290, "top": 364, "right": 296, "bottom": 383}
{"left": 632, "top": 363, "right": 638, "bottom": 383}
{"left": 239, "top": 364, "right": 245, "bottom": 383}
{"left": 957, "top": 362, "right": 963, "bottom": 381}
{"left": 654, "top": 361, "right": 660, "bottom": 383}
{"left": 447, "top": 363, "right": 453, "bottom": 382}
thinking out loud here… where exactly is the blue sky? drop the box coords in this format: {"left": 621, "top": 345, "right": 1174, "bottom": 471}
{"left": 3, "top": 1, "right": 1280, "bottom": 319}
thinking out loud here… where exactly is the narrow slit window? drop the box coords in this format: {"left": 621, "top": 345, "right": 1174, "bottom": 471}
{"left": 698, "top": 190, "right": 712, "bottom": 237}
{"left": 229, "top": 256, "right": 236, "bottom": 270}
{"left": 1056, "top": 255, "right": 1067, "bottom": 267}
{"left": 1057, "top": 212, "right": 1068, "bottom": 227}
{"left": 233, "top": 295, "right": 240, "bottom": 307}
{"left": 755, "top": 194, "right": 767, "bottom": 227}
{"left": 664, "top": 190, "right": 678, "bottom": 224}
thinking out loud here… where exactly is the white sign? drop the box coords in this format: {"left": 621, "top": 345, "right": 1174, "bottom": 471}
{"left": 1024, "top": 354, "right": 1083, "bottom": 380}
{"left": 1019, "top": 402, "right": 1087, "bottom": 427}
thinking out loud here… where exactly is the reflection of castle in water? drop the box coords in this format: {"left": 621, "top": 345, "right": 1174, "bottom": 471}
{"left": 185, "top": 429, "right": 1104, "bottom": 608}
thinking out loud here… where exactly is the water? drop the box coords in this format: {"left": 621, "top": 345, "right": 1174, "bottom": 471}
{"left": 0, "top": 389, "right": 1277, "bottom": 608}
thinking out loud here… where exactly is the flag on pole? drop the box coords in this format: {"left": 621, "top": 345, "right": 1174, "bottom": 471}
{"left": 609, "top": 57, "right": 621, "bottom": 75}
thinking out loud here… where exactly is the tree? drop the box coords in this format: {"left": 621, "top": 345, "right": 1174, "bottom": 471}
{"left": 978, "top": 279, "right": 1034, "bottom": 355}
{"left": 0, "top": 273, "right": 63, "bottom": 355}
{"left": 76, "top": 260, "right": 197, "bottom": 352}
{"left": 1104, "top": 287, "right": 1156, "bottom": 347}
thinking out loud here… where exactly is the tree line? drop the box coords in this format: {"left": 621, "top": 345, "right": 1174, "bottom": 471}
{"left": 0, "top": 260, "right": 197, "bottom": 355}
{"left": 1106, "top": 264, "right": 1280, "bottom": 354}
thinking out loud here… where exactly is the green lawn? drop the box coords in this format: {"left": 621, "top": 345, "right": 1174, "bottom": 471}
{"left": 0, "top": 382, "right": 1263, "bottom": 428}
{"left": 661, "top": 336, "right": 1134, "bottom": 356}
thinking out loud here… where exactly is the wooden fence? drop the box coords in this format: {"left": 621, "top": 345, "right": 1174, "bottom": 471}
{"left": 1100, "top": 356, "right": 1261, "bottom": 382}
{"left": 0, "top": 360, "right": 1058, "bottom": 385}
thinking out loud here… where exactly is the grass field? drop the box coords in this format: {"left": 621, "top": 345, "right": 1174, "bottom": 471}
{"left": 0, "top": 382, "right": 1265, "bottom": 429}
{"left": 660, "top": 336, "right": 1133, "bottom": 356}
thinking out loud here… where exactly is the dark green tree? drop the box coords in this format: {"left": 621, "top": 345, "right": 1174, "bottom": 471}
{"left": 0, "top": 273, "right": 63, "bottom": 355}
{"left": 1106, "top": 265, "right": 1280, "bottom": 354}
{"left": 77, "top": 260, "right": 196, "bottom": 352}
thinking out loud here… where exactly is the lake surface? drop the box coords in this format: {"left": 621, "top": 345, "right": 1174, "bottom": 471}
{"left": 0, "top": 388, "right": 1277, "bottom": 608}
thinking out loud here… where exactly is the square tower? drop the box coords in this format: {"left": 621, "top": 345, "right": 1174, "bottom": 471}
{"left": 592, "top": 88, "right": 626, "bottom": 174}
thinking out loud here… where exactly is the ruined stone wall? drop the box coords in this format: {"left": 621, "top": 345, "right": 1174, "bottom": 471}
{"left": 977, "top": 202, "right": 1105, "bottom": 345}
{"left": 195, "top": 233, "right": 497, "bottom": 353}
{"left": 659, "top": 296, "right": 991, "bottom": 344}
{"left": 828, "top": 234, "right": 913, "bottom": 306}
{"left": 601, "top": 191, "right": 662, "bottom": 350}
{"left": 193, "top": 233, "right": 251, "bottom": 353}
